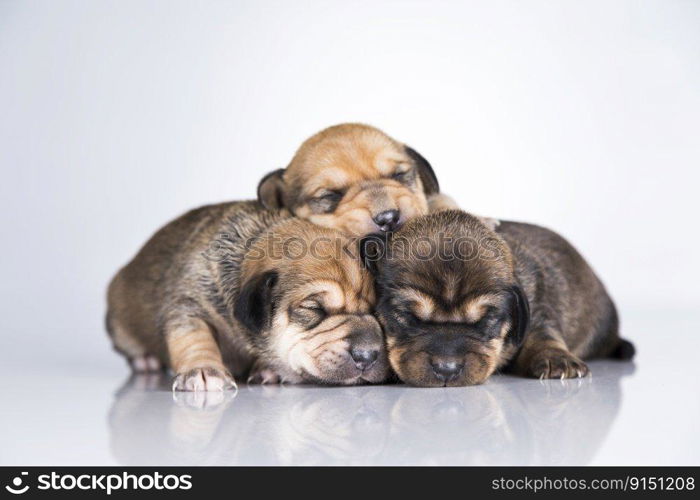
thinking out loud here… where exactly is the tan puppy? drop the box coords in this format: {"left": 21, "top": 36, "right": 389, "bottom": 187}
{"left": 107, "top": 201, "right": 389, "bottom": 391}
{"left": 257, "top": 123, "right": 441, "bottom": 237}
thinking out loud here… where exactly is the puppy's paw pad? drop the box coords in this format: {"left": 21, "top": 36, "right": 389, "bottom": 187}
{"left": 172, "top": 367, "right": 237, "bottom": 392}
{"left": 247, "top": 367, "right": 282, "bottom": 385}
{"left": 529, "top": 351, "right": 589, "bottom": 379}
{"left": 131, "top": 355, "right": 163, "bottom": 373}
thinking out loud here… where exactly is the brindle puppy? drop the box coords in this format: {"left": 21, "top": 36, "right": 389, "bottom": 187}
{"left": 363, "top": 210, "right": 634, "bottom": 387}
{"left": 257, "top": 123, "right": 441, "bottom": 237}
{"left": 107, "top": 201, "right": 388, "bottom": 391}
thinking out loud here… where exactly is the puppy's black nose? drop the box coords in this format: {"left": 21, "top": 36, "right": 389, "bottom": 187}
{"left": 350, "top": 347, "right": 379, "bottom": 371}
{"left": 431, "top": 360, "right": 463, "bottom": 382}
{"left": 373, "top": 210, "right": 400, "bottom": 232}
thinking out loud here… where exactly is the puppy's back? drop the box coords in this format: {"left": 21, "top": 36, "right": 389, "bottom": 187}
{"left": 106, "top": 200, "right": 269, "bottom": 361}
{"left": 495, "top": 220, "right": 626, "bottom": 360}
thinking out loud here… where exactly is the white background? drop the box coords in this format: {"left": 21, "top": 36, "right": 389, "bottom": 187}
{"left": 0, "top": 0, "right": 699, "bottom": 465}
{"left": 2, "top": 0, "right": 699, "bottom": 367}
{"left": 2, "top": 0, "right": 699, "bottom": 368}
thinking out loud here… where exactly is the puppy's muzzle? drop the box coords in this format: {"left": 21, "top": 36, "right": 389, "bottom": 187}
{"left": 373, "top": 209, "right": 401, "bottom": 232}
{"left": 347, "top": 326, "right": 382, "bottom": 373}
{"left": 341, "top": 323, "right": 388, "bottom": 383}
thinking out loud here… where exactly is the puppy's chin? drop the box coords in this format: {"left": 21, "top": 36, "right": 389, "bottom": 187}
{"left": 324, "top": 369, "right": 389, "bottom": 386}
{"left": 299, "top": 357, "right": 389, "bottom": 386}
{"left": 389, "top": 348, "right": 497, "bottom": 387}
{"left": 310, "top": 349, "right": 390, "bottom": 386}
{"left": 249, "top": 360, "right": 389, "bottom": 386}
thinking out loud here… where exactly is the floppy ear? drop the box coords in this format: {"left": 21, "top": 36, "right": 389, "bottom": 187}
{"left": 359, "top": 233, "right": 387, "bottom": 275}
{"left": 234, "top": 271, "right": 278, "bottom": 333}
{"left": 507, "top": 285, "right": 530, "bottom": 345}
{"left": 257, "top": 169, "right": 286, "bottom": 210}
{"left": 405, "top": 146, "right": 439, "bottom": 195}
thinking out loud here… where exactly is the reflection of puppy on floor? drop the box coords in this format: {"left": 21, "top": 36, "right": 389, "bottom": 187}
{"left": 108, "top": 374, "right": 237, "bottom": 465}
{"left": 106, "top": 201, "right": 389, "bottom": 391}
{"left": 382, "top": 362, "right": 636, "bottom": 465}
{"left": 108, "top": 377, "right": 391, "bottom": 466}
{"left": 363, "top": 211, "right": 635, "bottom": 387}
{"left": 109, "top": 363, "right": 633, "bottom": 465}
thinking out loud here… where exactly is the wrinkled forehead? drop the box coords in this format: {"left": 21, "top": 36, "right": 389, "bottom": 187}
{"left": 271, "top": 233, "right": 374, "bottom": 309}
{"left": 285, "top": 278, "right": 374, "bottom": 313}
{"left": 380, "top": 248, "right": 514, "bottom": 322}
{"left": 244, "top": 221, "right": 372, "bottom": 301}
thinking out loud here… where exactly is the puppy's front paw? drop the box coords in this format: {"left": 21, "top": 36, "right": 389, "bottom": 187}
{"left": 528, "top": 350, "right": 589, "bottom": 379}
{"left": 172, "top": 367, "right": 237, "bottom": 392}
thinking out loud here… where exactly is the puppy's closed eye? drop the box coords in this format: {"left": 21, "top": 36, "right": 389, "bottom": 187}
{"left": 398, "top": 309, "right": 423, "bottom": 327}
{"left": 474, "top": 306, "right": 507, "bottom": 337}
{"left": 290, "top": 300, "right": 326, "bottom": 329}
{"left": 309, "top": 191, "right": 344, "bottom": 214}
{"left": 391, "top": 166, "right": 416, "bottom": 185}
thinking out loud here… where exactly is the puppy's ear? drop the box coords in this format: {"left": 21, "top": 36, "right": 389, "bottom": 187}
{"left": 257, "top": 169, "right": 286, "bottom": 210}
{"left": 506, "top": 285, "right": 530, "bottom": 345}
{"left": 405, "top": 146, "right": 439, "bottom": 195}
{"left": 234, "top": 271, "right": 278, "bottom": 333}
{"left": 359, "top": 233, "right": 388, "bottom": 275}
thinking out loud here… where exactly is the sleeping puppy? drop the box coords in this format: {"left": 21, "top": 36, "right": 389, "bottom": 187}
{"left": 362, "top": 210, "right": 634, "bottom": 387}
{"left": 257, "top": 123, "right": 441, "bottom": 237}
{"left": 107, "top": 201, "right": 388, "bottom": 391}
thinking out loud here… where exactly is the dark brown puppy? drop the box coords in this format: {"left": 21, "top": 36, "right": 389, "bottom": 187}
{"left": 363, "top": 210, "right": 634, "bottom": 387}
{"left": 257, "top": 123, "right": 440, "bottom": 237}
{"left": 107, "top": 201, "right": 388, "bottom": 391}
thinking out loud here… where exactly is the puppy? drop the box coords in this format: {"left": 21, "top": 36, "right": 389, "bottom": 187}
{"left": 107, "top": 201, "right": 389, "bottom": 390}
{"left": 363, "top": 210, "right": 634, "bottom": 387}
{"left": 257, "top": 123, "right": 441, "bottom": 237}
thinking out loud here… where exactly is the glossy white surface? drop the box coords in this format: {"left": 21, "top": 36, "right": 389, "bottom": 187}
{"left": 1, "top": 309, "right": 698, "bottom": 466}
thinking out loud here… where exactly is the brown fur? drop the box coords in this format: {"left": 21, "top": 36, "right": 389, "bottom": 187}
{"left": 365, "top": 210, "right": 634, "bottom": 387}
{"left": 107, "top": 201, "right": 389, "bottom": 391}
